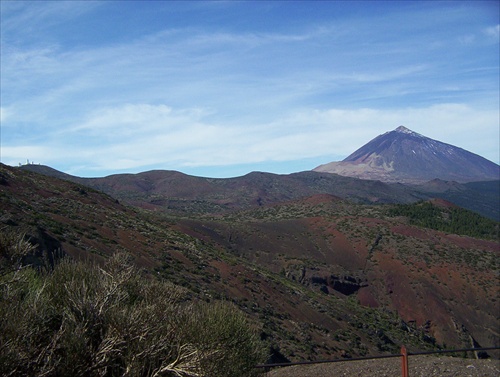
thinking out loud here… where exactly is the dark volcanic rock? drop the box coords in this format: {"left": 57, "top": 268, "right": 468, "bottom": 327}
{"left": 311, "top": 275, "right": 367, "bottom": 296}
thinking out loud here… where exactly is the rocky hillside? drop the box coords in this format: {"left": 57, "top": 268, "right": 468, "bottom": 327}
{"left": 1, "top": 163, "right": 498, "bottom": 362}
{"left": 178, "top": 195, "right": 499, "bottom": 356}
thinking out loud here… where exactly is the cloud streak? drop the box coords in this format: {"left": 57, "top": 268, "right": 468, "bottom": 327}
{"left": 1, "top": 1, "right": 498, "bottom": 177}
{"left": 2, "top": 102, "right": 497, "bottom": 177}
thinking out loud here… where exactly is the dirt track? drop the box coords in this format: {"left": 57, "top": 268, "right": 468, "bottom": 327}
{"left": 264, "top": 355, "right": 500, "bottom": 377}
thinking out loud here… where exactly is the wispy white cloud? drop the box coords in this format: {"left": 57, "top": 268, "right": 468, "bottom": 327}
{"left": 484, "top": 24, "right": 500, "bottom": 39}
{"left": 1, "top": 2, "right": 498, "bottom": 177}
{"left": 2, "top": 102, "right": 497, "bottom": 176}
{"left": 1, "top": 145, "right": 55, "bottom": 167}
{"left": 0, "top": 107, "right": 8, "bottom": 123}
{"left": 0, "top": 1, "right": 102, "bottom": 45}
{"left": 458, "top": 35, "right": 476, "bottom": 45}
{"left": 459, "top": 24, "right": 499, "bottom": 45}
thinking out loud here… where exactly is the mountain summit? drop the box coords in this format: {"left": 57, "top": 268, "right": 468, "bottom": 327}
{"left": 313, "top": 126, "right": 500, "bottom": 183}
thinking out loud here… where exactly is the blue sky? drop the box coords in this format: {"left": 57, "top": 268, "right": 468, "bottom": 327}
{"left": 1, "top": 1, "right": 499, "bottom": 178}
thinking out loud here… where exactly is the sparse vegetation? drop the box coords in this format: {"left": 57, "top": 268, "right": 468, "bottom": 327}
{"left": 387, "top": 201, "right": 499, "bottom": 240}
{"left": 2, "top": 163, "right": 498, "bottom": 364}
{"left": 0, "top": 230, "right": 265, "bottom": 377}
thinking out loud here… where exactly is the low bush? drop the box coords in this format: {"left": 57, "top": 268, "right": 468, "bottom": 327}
{"left": 0, "top": 230, "right": 264, "bottom": 376}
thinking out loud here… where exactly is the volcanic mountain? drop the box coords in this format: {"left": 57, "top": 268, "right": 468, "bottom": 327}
{"left": 314, "top": 126, "right": 500, "bottom": 183}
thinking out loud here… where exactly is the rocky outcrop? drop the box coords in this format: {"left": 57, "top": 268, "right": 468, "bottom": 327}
{"left": 311, "top": 275, "right": 368, "bottom": 295}
{"left": 284, "top": 264, "right": 367, "bottom": 296}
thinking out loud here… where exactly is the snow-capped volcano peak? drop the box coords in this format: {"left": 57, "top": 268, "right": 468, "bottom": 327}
{"left": 313, "top": 126, "right": 499, "bottom": 183}
{"left": 395, "top": 125, "right": 412, "bottom": 133}
{"left": 393, "top": 125, "right": 423, "bottom": 137}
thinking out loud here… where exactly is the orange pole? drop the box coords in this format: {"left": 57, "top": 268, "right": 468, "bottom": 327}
{"left": 401, "top": 345, "right": 409, "bottom": 377}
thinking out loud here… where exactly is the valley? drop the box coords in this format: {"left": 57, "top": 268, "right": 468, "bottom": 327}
{"left": 1, "top": 162, "right": 498, "bottom": 364}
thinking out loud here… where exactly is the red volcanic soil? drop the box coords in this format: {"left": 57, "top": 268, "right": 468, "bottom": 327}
{"left": 391, "top": 225, "right": 499, "bottom": 252}
{"left": 3, "top": 163, "right": 498, "bottom": 361}
{"left": 291, "top": 193, "right": 344, "bottom": 205}
{"left": 428, "top": 198, "right": 460, "bottom": 209}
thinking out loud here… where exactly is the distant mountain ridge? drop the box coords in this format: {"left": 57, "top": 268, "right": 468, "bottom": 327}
{"left": 18, "top": 163, "right": 499, "bottom": 220}
{"left": 12, "top": 124, "right": 500, "bottom": 221}
{"left": 17, "top": 164, "right": 426, "bottom": 210}
{"left": 314, "top": 126, "right": 500, "bottom": 183}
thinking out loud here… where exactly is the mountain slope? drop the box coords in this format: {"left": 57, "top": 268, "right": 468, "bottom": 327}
{"left": 19, "top": 164, "right": 500, "bottom": 220}
{"left": 314, "top": 126, "right": 500, "bottom": 183}
{"left": 3, "top": 163, "right": 499, "bottom": 361}
{"left": 179, "top": 196, "right": 499, "bottom": 354}
{"left": 19, "top": 165, "right": 428, "bottom": 213}
{"left": 414, "top": 179, "right": 500, "bottom": 221}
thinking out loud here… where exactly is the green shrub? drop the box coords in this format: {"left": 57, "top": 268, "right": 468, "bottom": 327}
{"left": 177, "top": 301, "right": 264, "bottom": 377}
{"left": 387, "top": 201, "right": 499, "bottom": 239}
{"left": 0, "top": 232, "right": 265, "bottom": 376}
{"left": 0, "top": 228, "right": 36, "bottom": 274}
